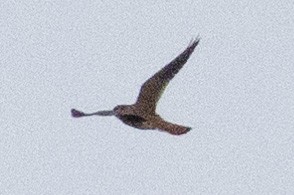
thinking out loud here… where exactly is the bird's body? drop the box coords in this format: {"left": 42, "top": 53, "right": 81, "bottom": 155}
{"left": 72, "top": 38, "right": 200, "bottom": 135}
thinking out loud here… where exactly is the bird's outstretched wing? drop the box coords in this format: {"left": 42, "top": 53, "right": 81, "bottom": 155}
{"left": 135, "top": 38, "right": 200, "bottom": 114}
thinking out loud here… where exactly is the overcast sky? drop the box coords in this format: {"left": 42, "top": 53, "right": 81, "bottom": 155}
{"left": 1, "top": 1, "right": 294, "bottom": 194}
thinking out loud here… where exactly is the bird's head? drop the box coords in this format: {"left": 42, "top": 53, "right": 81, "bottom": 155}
{"left": 113, "top": 105, "right": 135, "bottom": 116}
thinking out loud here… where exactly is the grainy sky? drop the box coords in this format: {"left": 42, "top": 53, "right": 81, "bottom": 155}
{"left": 1, "top": 1, "right": 294, "bottom": 194}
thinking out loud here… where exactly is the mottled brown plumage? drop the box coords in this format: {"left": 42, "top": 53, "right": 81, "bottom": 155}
{"left": 72, "top": 38, "right": 200, "bottom": 135}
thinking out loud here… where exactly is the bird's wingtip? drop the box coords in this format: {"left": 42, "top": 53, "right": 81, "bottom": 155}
{"left": 189, "top": 36, "right": 200, "bottom": 44}
{"left": 192, "top": 36, "right": 200, "bottom": 46}
{"left": 186, "top": 37, "right": 200, "bottom": 52}
{"left": 184, "top": 127, "right": 192, "bottom": 134}
{"left": 71, "top": 108, "right": 84, "bottom": 117}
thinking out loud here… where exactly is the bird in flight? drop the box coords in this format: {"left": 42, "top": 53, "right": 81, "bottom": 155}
{"left": 71, "top": 38, "right": 200, "bottom": 135}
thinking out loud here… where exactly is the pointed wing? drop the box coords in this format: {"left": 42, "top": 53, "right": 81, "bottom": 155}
{"left": 154, "top": 118, "right": 191, "bottom": 135}
{"left": 135, "top": 39, "right": 200, "bottom": 114}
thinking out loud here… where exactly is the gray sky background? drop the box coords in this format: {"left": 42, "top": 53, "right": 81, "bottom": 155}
{"left": 1, "top": 1, "right": 294, "bottom": 194}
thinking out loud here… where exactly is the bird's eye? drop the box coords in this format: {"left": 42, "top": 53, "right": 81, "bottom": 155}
{"left": 114, "top": 106, "right": 121, "bottom": 111}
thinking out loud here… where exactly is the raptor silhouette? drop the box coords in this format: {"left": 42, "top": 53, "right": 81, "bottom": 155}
{"left": 71, "top": 38, "right": 200, "bottom": 135}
